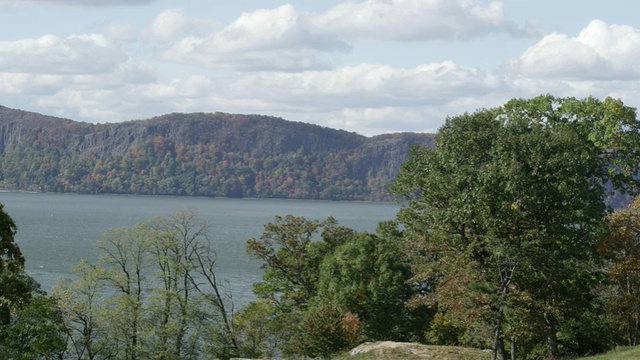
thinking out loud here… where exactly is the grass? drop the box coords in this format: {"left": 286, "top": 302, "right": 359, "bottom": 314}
{"left": 579, "top": 346, "right": 640, "bottom": 359}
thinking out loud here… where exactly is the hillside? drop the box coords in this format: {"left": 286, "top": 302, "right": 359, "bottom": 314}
{"left": 0, "top": 105, "right": 434, "bottom": 200}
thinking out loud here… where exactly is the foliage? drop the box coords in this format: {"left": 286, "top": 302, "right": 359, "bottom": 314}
{"left": 315, "top": 231, "right": 415, "bottom": 341}
{"left": 601, "top": 196, "right": 640, "bottom": 347}
{"left": 0, "top": 294, "right": 68, "bottom": 360}
{"left": 232, "top": 299, "right": 283, "bottom": 359}
{"left": 54, "top": 209, "right": 236, "bottom": 359}
{"left": 244, "top": 215, "right": 427, "bottom": 357}
{"left": 246, "top": 215, "right": 343, "bottom": 310}
{"left": 0, "top": 202, "right": 28, "bottom": 325}
{"left": 55, "top": 260, "right": 108, "bottom": 359}
{"left": 300, "top": 303, "right": 361, "bottom": 359}
{"left": 0, "top": 202, "right": 69, "bottom": 359}
{"left": 390, "top": 95, "right": 640, "bottom": 359}
{"left": 0, "top": 110, "right": 434, "bottom": 201}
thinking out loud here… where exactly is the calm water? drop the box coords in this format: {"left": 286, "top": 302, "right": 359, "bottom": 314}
{"left": 0, "top": 192, "right": 400, "bottom": 307}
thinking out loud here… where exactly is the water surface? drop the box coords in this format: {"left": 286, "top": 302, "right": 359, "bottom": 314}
{"left": 1, "top": 192, "right": 400, "bottom": 307}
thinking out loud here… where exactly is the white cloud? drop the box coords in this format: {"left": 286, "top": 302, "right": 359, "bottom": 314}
{"left": 6, "top": 4, "right": 638, "bottom": 136}
{"left": 0, "top": 57, "right": 506, "bottom": 132}
{"left": 159, "top": 4, "right": 349, "bottom": 71}
{"left": 311, "top": 0, "right": 509, "bottom": 41}
{"left": 147, "top": 8, "right": 218, "bottom": 40}
{"left": 149, "top": 9, "right": 187, "bottom": 39}
{"left": 95, "top": 20, "right": 137, "bottom": 43}
{"left": 0, "top": 34, "right": 127, "bottom": 74}
{"left": 158, "top": 0, "right": 530, "bottom": 72}
{"left": 0, "top": 73, "right": 63, "bottom": 95}
{"left": 222, "top": 62, "right": 502, "bottom": 110}
{"left": 509, "top": 20, "right": 640, "bottom": 80}
{"left": 0, "top": 59, "right": 155, "bottom": 103}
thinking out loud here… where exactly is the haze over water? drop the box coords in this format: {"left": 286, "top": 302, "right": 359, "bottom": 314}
{"left": 1, "top": 192, "right": 400, "bottom": 307}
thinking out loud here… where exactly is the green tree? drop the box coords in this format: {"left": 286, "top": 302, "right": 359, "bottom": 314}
{"left": 233, "top": 299, "right": 282, "bottom": 359}
{"left": 245, "top": 215, "right": 363, "bottom": 356}
{"left": 55, "top": 209, "right": 236, "bottom": 359}
{"left": 1, "top": 294, "right": 68, "bottom": 360}
{"left": 95, "top": 223, "right": 153, "bottom": 360}
{"left": 0, "top": 203, "right": 69, "bottom": 359}
{"left": 54, "top": 260, "right": 109, "bottom": 360}
{"left": 0, "top": 202, "right": 29, "bottom": 325}
{"left": 245, "top": 216, "right": 426, "bottom": 356}
{"left": 391, "top": 95, "right": 640, "bottom": 359}
{"left": 145, "top": 208, "right": 238, "bottom": 359}
{"left": 315, "top": 230, "right": 414, "bottom": 341}
{"left": 246, "top": 215, "right": 341, "bottom": 310}
{"left": 300, "top": 303, "right": 360, "bottom": 359}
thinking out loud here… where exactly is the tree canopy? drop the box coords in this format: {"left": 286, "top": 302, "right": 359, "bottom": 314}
{"left": 390, "top": 95, "right": 640, "bottom": 359}
{"left": 0, "top": 203, "right": 67, "bottom": 358}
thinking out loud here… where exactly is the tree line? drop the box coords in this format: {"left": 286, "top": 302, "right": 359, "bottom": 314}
{"left": 0, "top": 138, "right": 377, "bottom": 200}
{"left": 2, "top": 95, "right": 640, "bottom": 359}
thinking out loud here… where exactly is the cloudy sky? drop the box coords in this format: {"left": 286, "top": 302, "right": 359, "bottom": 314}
{"left": 0, "top": 0, "right": 638, "bottom": 135}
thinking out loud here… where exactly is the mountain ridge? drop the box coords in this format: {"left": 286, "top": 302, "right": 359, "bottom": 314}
{"left": 0, "top": 105, "right": 435, "bottom": 200}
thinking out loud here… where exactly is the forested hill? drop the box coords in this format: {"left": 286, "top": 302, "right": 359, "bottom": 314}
{"left": 0, "top": 105, "right": 435, "bottom": 200}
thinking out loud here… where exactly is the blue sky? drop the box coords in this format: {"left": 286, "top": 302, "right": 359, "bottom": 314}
{"left": 0, "top": 0, "right": 638, "bottom": 135}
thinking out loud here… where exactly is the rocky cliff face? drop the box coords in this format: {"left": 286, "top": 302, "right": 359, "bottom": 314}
{"left": 0, "top": 107, "right": 370, "bottom": 156}
{"left": 356, "top": 132, "right": 436, "bottom": 181}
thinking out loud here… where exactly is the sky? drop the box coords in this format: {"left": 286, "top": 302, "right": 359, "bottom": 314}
{"left": 0, "top": 0, "right": 639, "bottom": 136}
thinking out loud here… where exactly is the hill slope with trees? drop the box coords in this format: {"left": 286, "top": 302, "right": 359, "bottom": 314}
{"left": 0, "top": 106, "right": 434, "bottom": 200}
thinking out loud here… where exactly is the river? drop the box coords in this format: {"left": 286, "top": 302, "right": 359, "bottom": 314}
{"left": 0, "top": 192, "right": 400, "bottom": 307}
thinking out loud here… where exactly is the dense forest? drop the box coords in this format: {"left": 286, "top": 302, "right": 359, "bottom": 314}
{"left": 0, "top": 106, "right": 434, "bottom": 200}
{"left": 3, "top": 95, "right": 640, "bottom": 360}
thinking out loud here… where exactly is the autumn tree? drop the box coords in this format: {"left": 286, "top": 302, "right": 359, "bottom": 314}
{"left": 300, "top": 303, "right": 360, "bottom": 359}
{"left": 232, "top": 299, "right": 282, "bottom": 359}
{"left": 390, "top": 95, "right": 640, "bottom": 359}
{"left": 601, "top": 196, "right": 640, "bottom": 346}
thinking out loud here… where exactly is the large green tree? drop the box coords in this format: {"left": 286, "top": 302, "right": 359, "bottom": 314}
{"left": 244, "top": 215, "right": 349, "bottom": 356}
{"left": 0, "top": 202, "right": 29, "bottom": 325}
{"left": 246, "top": 215, "right": 347, "bottom": 311}
{"left": 0, "top": 203, "right": 68, "bottom": 358}
{"left": 244, "top": 215, "right": 424, "bottom": 357}
{"left": 315, "top": 229, "right": 413, "bottom": 341}
{"left": 391, "top": 95, "right": 640, "bottom": 359}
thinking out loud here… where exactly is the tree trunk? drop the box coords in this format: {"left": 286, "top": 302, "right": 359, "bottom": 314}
{"left": 492, "top": 309, "right": 506, "bottom": 360}
{"left": 632, "top": 317, "right": 639, "bottom": 347}
{"left": 193, "top": 249, "right": 239, "bottom": 354}
{"left": 511, "top": 337, "right": 516, "bottom": 360}
{"left": 544, "top": 312, "right": 559, "bottom": 358}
